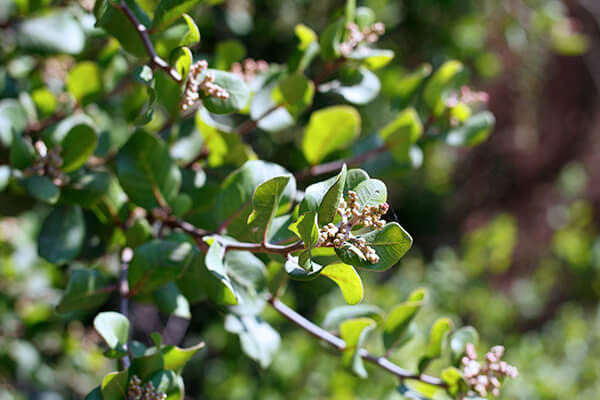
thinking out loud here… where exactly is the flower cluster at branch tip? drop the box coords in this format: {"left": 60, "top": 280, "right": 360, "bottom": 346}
{"left": 461, "top": 344, "right": 518, "bottom": 398}
{"left": 446, "top": 86, "right": 490, "bottom": 108}
{"left": 127, "top": 375, "right": 167, "bottom": 400}
{"left": 24, "top": 140, "right": 68, "bottom": 186}
{"left": 318, "top": 190, "right": 389, "bottom": 264}
{"left": 340, "top": 22, "right": 386, "bottom": 57}
{"left": 180, "top": 60, "right": 230, "bottom": 111}
{"left": 230, "top": 58, "right": 269, "bottom": 82}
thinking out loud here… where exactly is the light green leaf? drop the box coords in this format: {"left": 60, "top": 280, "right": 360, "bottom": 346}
{"left": 321, "top": 263, "right": 364, "bottom": 305}
{"left": 288, "top": 211, "right": 319, "bottom": 247}
{"left": 340, "top": 317, "right": 376, "bottom": 378}
{"left": 379, "top": 108, "right": 423, "bottom": 162}
{"left": 322, "top": 304, "right": 383, "bottom": 331}
{"left": 56, "top": 268, "right": 111, "bottom": 314}
{"left": 318, "top": 164, "right": 347, "bottom": 225}
{"left": 441, "top": 366, "right": 468, "bottom": 395}
{"left": 383, "top": 288, "right": 427, "bottom": 350}
{"left": 302, "top": 106, "right": 361, "bottom": 165}
{"left": 418, "top": 317, "right": 454, "bottom": 373}
{"left": 171, "top": 46, "right": 193, "bottom": 78}
{"left": 161, "top": 341, "right": 205, "bottom": 373}
{"left": 130, "top": 351, "right": 164, "bottom": 381}
{"left": 100, "top": 370, "right": 129, "bottom": 400}
{"left": 94, "top": 311, "right": 130, "bottom": 351}
{"left": 38, "top": 205, "right": 85, "bottom": 264}
{"left": 284, "top": 253, "right": 323, "bottom": 280}
{"left": 153, "top": 14, "right": 200, "bottom": 58}
{"left": 203, "top": 238, "right": 239, "bottom": 303}
{"left": 335, "top": 222, "right": 412, "bottom": 271}
{"left": 424, "top": 60, "right": 464, "bottom": 116}
{"left": 273, "top": 74, "right": 315, "bottom": 118}
{"left": 225, "top": 314, "right": 281, "bottom": 368}
{"left": 295, "top": 24, "right": 317, "bottom": 50}
{"left": 352, "top": 178, "right": 387, "bottom": 208}
{"left": 446, "top": 111, "right": 495, "bottom": 147}
{"left": 149, "top": 370, "right": 178, "bottom": 394}
{"left": 152, "top": 0, "right": 206, "bottom": 31}
{"left": 201, "top": 70, "right": 250, "bottom": 114}
{"left": 116, "top": 130, "right": 181, "bottom": 209}
{"left": 67, "top": 62, "right": 103, "bottom": 105}
{"left": 248, "top": 176, "right": 292, "bottom": 242}
{"left": 0, "top": 99, "right": 27, "bottom": 146}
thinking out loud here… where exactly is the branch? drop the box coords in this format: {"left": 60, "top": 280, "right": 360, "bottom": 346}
{"left": 235, "top": 104, "right": 282, "bottom": 136}
{"left": 119, "top": 248, "right": 133, "bottom": 369}
{"left": 295, "top": 143, "right": 389, "bottom": 180}
{"left": 112, "top": 1, "right": 182, "bottom": 84}
{"left": 268, "top": 296, "right": 446, "bottom": 387}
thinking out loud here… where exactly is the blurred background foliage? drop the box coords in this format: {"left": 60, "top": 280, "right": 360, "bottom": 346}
{"left": 1, "top": 0, "right": 600, "bottom": 399}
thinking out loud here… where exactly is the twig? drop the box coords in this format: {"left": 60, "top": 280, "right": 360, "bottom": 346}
{"left": 111, "top": 1, "right": 182, "bottom": 84}
{"left": 268, "top": 296, "right": 446, "bottom": 387}
{"left": 295, "top": 143, "right": 389, "bottom": 180}
{"left": 119, "top": 248, "right": 133, "bottom": 369}
{"left": 235, "top": 104, "right": 282, "bottom": 136}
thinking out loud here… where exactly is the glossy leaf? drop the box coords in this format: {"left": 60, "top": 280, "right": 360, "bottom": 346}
{"left": 318, "top": 164, "right": 347, "bottom": 225}
{"left": 201, "top": 70, "right": 250, "bottom": 114}
{"left": 152, "top": 0, "right": 206, "bottom": 31}
{"left": 18, "top": 11, "right": 85, "bottom": 54}
{"left": 335, "top": 222, "right": 413, "bottom": 271}
{"left": 21, "top": 175, "right": 60, "bottom": 204}
{"left": 67, "top": 62, "right": 103, "bottom": 105}
{"left": 383, "top": 288, "right": 427, "bottom": 350}
{"left": 101, "top": 370, "right": 129, "bottom": 400}
{"left": 319, "top": 18, "right": 344, "bottom": 61}
{"left": 288, "top": 211, "right": 319, "bottom": 247}
{"left": 225, "top": 314, "right": 281, "bottom": 368}
{"left": 94, "top": 311, "right": 130, "bottom": 351}
{"left": 321, "top": 263, "right": 364, "bottom": 305}
{"left": 61, "top": 123, "right": 98, "bottom": 172}
{"left": 320, "top": 67, "right": 380, "bottom": 105}
{"left": 248, "top": 176, "right": 292, "bottom": 242}
{"left": 153, "top": 283, "right": 192, "bottom": 319}
{"left": 0, "top": 99, "right": 27, "bottom": 146}
{"left": 204, "top": 238, "right": 239, "bottom": 302}
{"left": 446, "top": 111, "right": 495, "bottom": 147}
{"left": 10, "top": 131, "right": 35, "bottom": 170}
{"left": 161, "top": 341, "right": 205, "bottom": 373}
{"left": 352, "top": 178, "right": 387, "bottom": 208}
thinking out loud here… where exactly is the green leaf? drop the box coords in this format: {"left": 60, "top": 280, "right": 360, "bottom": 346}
{"left": 66, "top": 62, "right": 103, "bottom": 105}
{"left": 450, "top": 326, "right": 479, "bottom": 366}
{"left": 441, "top": 366, "right": 467, "bottom": 395}
{"left": 446, "top": 111, "right": 495, "bottom": 147}
{"left": 131, "top": 351, "right": 164, "bottom": 381}
{"left": 128, "top": 239, "right": 196, "bottom": 296}
{"left": 248, "top": 176, "right": 292, "bottom": 242}
{"left": 101, "top": 370, "right": 129, "bottom": 400}
{"left": 116, "top": 130, "right": 181, "bottom": 209}
{"left": 355, "top": 6, "right": 375, "bottom": 29}
{"left": 61, "top": 123, "right": 98, "bottom": 172}
{"left": 320, "top": 67, "right": 380, "bottom": 105}
{"left": 321, "top": 263, "right": 364, "bottom": 305}
{"left": 84, "top": 386, "right": 102, "bottom": 400}
{"left": 56, "top": 268, "right": 111, "bottom": 314}
{"left": 94, "top": 311, "right": 130, "bottom": 351}
{"left": 295, "top": 24, "right": 317, "bottom": 50}
{"left": 352, "top": 178, "right": 387, "bottom": 208}
{"left": 21, "top": 175, "right": 60, "bottom": 204}
{"left": 10, "top": 131, "right": 35, "bottom": 170}
{"left": 62, "top": 171, "right": 111, "bottom": 208}
{"left": 357, "top": 48, "right": 395, "bottom": 70}
{"left": 418, "top": 317, "right": 454, "bottom": 373}
{"left": 31, "top": 88, "right": 58, "bottom": 118}
{"left": 94, "top": 0, "right": 149, "bottom": 57}
{"left": 171, "top": 46, "right": 193, "bottom": 78}
{"left": 336, "top": 222, "right": 412, "bottom": 271}
{"left": 203, "top": 238, "right": 239, "bottom": 303}
{"left": 284, "top": 253, "right": 323, "bottom": 280}
{"left": 152, "top": 0, "right": 205, "bottom": 31}
{"left": 153, "top": 14, "right": 200, "bottom": 58}
{"left": 322, "top": 304, "right": 383, "bottom": 331}
{"left": 201, "top": 70, "right": 250, "bottom": 114}
{"left": 0, "top": 166, "right": 10, "bottom": 191}
{"left": 383, "top": 288, "right": 427, "bottom": 351}
{"left": 319, "top": 18, "right": 344, "bottom": 61}
{"left": 38, "top": 205, "right": 85, "bottom": 264}
{"left": 0, "top": 99, "right": 27, "bottom": 146}
{"left": 273, "top": 74, "right": 315, "bottom": 118}
{"left": 153, "top": 282, "right": 191, "bottom": 319}
{"left": 340, "top": 317, "right": 376, "bottom": 378}
{"left": 318, "top": 165, "right": 347, "bottom": 225}
{"left": 18, "top": 11, "right": 85, "bottom": 54}
{"left": 302, "top": 106, "right": 361, "bottom": 165}
{"left": 379, "top": 108, "right": 423, "bottom": 162}
{"left": 423, "top": 60, "right": 464, "bottom": 116}
{"left": 289, "top": 211, "right": 319, "bottom": 247}
{"left": 161, "top": 341, "right": 205, "bottom": 373}
{"left": 215, "top": 39, "right": 246, "bottom": 70}
{"left": 149, "top": 370, "right": 178, "bottom": 394}
{"left": 225, "top": 314, "right": 281, "bottom": 368}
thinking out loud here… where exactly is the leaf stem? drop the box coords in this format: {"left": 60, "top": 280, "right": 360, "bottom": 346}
{"left": 268, "top": 296, "right": 446, "bottom": 387}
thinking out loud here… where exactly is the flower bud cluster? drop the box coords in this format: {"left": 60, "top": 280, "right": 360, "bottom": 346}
{"left": 446, "top": 86, "right": 489, "bottom": 108}
{"left": 127, "top": 375, "right": 167, "bottom": 400}
{"left": 24, "top": 140, "right": 68, "bottom": 186}
{"left": 461, "top": 344, "right": 518, "bottom": 398}
{"left": 340, "top": 22, "right": 385, "bottom": 57}
{"left": 230, "top": 58, "right": 269, "bottom": 82}
{"left": 180, "top": 60, "right": 230, "bottom": 111}
{"left": 317, "top": 191, "right": 389, "bottom": 264}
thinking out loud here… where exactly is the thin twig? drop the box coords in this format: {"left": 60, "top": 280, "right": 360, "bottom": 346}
{"left": 268, "top": 296, "right": 446, "bottom": 387}
{"left": 235, "top": 104, "right": 282, "bottom": 136}
{"left": 119, "top": 248, "right": 133, "bottom": 369}
{"left": 111, "top": 1, "right": 182, "bottom": 84}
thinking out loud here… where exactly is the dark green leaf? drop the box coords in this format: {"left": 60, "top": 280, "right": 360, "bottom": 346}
{"left": 61, "top": 123, "right": 98, "bottom": 172}
{"left": 152, "top": 0, "right": 208, "bottom": 31}
{"left": 38, "top": 205, "right": 85, "bottom": 264}
{"left": 318, "top": 164, "right": 347, "bottom": 225}
{"left": 21, "top": 175, "right": 60, "bottom": 204}
{"left": 10, "top": 131, "right": 35, "bottom": 170}
{"left": 56, "top": 268, "right": 111, "bottom": 314}
{"left": 62, "top": 171, "right": 111, "bottom": 208}
{"left": 247, "top": 176, "right": 292, "bottom": 242}
{"left": 153, "top": 282, "right": 191, "bottom": 319}
{"left": 319, "top": 18, "right": 344, "bottom": 61}
{"left": 201, "top": 70, "right": 250, "bottom": 114}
